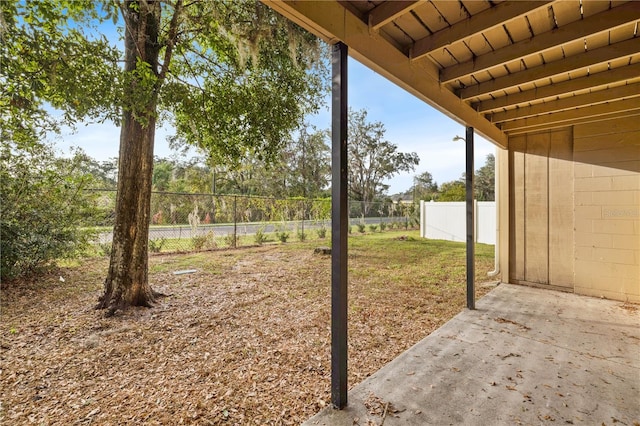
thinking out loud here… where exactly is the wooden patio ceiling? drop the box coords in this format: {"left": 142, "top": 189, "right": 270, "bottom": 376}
{"left": 263, "top": 0, "right": 640, "bottom": 149}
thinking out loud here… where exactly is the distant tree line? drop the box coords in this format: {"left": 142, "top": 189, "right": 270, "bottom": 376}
{"left": 400, "top": 153, "right": 495, "bottom": 203}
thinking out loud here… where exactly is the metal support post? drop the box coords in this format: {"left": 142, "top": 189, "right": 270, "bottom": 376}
{"left": 331, "top": 41, "right": 348, "bottom": 409}
{"left": 465, "top": 126, "right": 475, "bottom": 310}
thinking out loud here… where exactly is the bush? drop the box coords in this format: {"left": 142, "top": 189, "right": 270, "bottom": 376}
{"left": 276, "top": 231, "right": 290, "bottom": 243}
{"left": 254, "top": 227, "right": 268, "bottom": 245}
{"left": 357, "top": 223, "right": 366, "bottom": 233}
{"left": 316, "top": 226, "right": 327, "bottom": 239}
{"left": 224, "top": 235, "right": 237, "bottom": 247}
{"left": 1, "top": 142, "right": 98, "bottom": 279}
{"left": 192, "top": 232, "right": 216, "bottom": 250}
{"left": 149, "top": 237, "right": 166, "bottom": 253}
{"left": 368, "top": 224, "right": 378, "bottom": 232}
{"left": 296, "top": 224, "right": 307, "bottom": 242}
{"left": 379, "top": 222, "right": 387, "bottom": 231}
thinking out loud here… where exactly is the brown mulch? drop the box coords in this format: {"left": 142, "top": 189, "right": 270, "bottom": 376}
{"left": 1, "top": 244, "right": 494, "bottom": 425}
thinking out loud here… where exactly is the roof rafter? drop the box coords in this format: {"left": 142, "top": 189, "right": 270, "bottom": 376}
{"left": 500, "top": 98, "right": 640, "bottom": 132}
{"left": 368, "top": 1, "right": 423, "bottom": 31}
{"left": 489, "top": 82, "right": 640, "bottom": 123}
{"left": 473, "top": 62, "right": 640, "bottom": 113}
{"left": 458, "top": 37, "right": 640, "bottom": 100}
{"left": 411, "top": 1, "right": 553, "bottom": 61}
{"left": 440, "top": 2, "right": 640, "bottom": 84}
{"left": 504, "top": 111, "right": 640, "bottom": 135}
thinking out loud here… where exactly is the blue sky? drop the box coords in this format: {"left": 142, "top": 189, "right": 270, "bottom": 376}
{"left": 54, "top": 56, "right": 495, "bottom": 195}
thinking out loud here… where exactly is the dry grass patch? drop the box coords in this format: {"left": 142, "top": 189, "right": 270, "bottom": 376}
{"left": 1, "top": 231, "right": 495, "bottom": 425}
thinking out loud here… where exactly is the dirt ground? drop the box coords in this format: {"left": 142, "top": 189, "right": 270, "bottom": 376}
{"left": 1, "top": 237, "right": 495, "bottom": 425}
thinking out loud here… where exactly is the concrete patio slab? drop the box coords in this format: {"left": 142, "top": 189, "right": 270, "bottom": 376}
{"left": 304, "top": 283, "right": 640, "bottom": 425}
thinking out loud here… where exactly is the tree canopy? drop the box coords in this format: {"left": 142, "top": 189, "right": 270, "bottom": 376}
{"left": 347, "top": 109, "right": 419, "bottom": 214}
{"left": 2, "top": 0, "right": 329, "bottom": 314}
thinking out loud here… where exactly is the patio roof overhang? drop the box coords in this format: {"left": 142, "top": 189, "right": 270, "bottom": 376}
{"left": 263, "top": 0, "right": 640, "bottom": 149}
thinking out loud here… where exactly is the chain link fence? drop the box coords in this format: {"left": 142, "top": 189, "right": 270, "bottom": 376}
{"left": 89, "top": 190, "right": 419, "bottom": 255}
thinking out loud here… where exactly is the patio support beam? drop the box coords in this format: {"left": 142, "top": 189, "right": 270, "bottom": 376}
{"left": 499, "top": 97, "right": 640, "bottom": 132}
{"left": 472, "top": 62, "right": 640, "bottom": 113}
{"left": 440, "top": 2, "right": 640, "bottom": 84}
{"left": 331, "top": 41, "right": 349, "bottom": 410}
{"left": 488, "top": 82, "right": 640, "bottom": 123}
{"left": 411, "top": 1, "right": 552, "bottom": 61}
{"left": 457, "top": 37, "right": 640, "bottom": 101}
{"left": 466, "top": 126, "right": 475, "bottom": 310}
{"left": 368, "top": 1, "right": 422, "bottom": 31}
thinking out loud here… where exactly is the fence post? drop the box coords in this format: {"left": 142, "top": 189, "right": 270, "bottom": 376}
{"left": 233, "top": 195, "right": 237, "bottom": 248}
{"left": 301, "top": 199, "right": 305, "bottom": 241}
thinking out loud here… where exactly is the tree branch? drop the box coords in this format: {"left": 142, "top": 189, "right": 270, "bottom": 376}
{"left": 158, "top": 0, "right": 183, "bottom": 82}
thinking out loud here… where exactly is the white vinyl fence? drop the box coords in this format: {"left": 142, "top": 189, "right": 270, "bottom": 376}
{"left": 419, "top": 201, "right": 496, "bottom": 245}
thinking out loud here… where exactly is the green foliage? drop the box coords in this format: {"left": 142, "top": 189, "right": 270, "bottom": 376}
{"left": 316, "top": 226, "right": 327, "bottom": 239}
{"left": 357, "top": 223, "right": 366, "bottom": 233}
{"left": 348, "top": 109, "right": 419, "bottom": 214}
{"left": 475, "top": 154, "right": 495, "bottom": 201}
{"left": 97, "top": 242, "right": 112, "bottom": 257}
{"left": 379, "top": 222, "right": 387, "bottom": 231}
{"left": 223, "top": 234, "right": 238, "bottom": 248}
{"left": 0, "top": 141, "right": 99, "bottom": 279}
{"left": 254, "top": 226, "right": 268, "bottom": 245}
{"left": 411, "top": 171, "right": 439, "bottom": 201}
{"left": 438, "top": 181, "right": 466, "bottom": 201}
{"left": 148, "top": 237, "right": 166, "bottom": 253}
{"left": 275, "top": 223, "right": 290, "bottom": 243}
{"left": 368, "top": 224, "right": 378, "bottom": 233}
{"left": 192, "top": 232, "right": 216, "bottom": 251}
{"left": 296, "top": 226, "right": 307, "bottom": 242}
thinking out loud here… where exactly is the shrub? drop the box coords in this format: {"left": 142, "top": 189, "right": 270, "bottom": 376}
{"left": 357, "top": 223, "right": 366, "bottom": 233}
{"left": 275, "top": 223, "right": 290, "bottom": 243}
{"left": 149, "top": 237, "right": 166, "bottom": 253}
{"left": 276, "top": 231, "right": 290, "bottom": 243}
{"left": 1, "top": 142, "right": 98, "bottom": 279}
{"left": 379, "top": 222, "right": 387, "bottom": 231}
{"left": 296, "top": 224, "right": 307, "bottom": 242}
{"left": 192, "top": 232, "right": 216, "bottom": 250}
{"left": 223, "top": 233, "right": 237, "bottom": 247}
{"left": 97, "top": 242, "right": 112, "bottom": 257}
{"left": 316, "top": 226, "right": 327, "bottom": 239}
{"left": 254, "top": 227, "right": 268, "bottom": 245}
{"left": 368, "top": 224, "right": 378, "bottom": 232}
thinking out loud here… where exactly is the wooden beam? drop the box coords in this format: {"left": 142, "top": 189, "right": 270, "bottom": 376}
{"left": 411, "top": 1, "right": 552, "bottom": 61}
{"left": 499, "top": 98, "right": 640, "bottom": 132}
{"left": 368, "top": 1, "right": 423, "bottom": 31}
{"left": 459, "top": 37, "right": 640, "bottom": 100}
{"left": 440, "top": 2, "right": 640, "bottom": 83}
{"left": 504, "top": 111, "right": 640, "bottom": 135}
{"left": 489, "top": 82, "right": 640, "bottom": 123}
{"left": 473, "top": 62, "right": 640, "bottom": 113}
{"left": 262, "top": 0, "right": 508, "bottom": 148}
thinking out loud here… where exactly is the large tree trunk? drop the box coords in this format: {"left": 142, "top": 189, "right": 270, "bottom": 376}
{"left": 97, "top": 0, "right": 161, "bottom": 316}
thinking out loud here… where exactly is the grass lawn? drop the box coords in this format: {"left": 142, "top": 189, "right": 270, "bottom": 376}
{"left": 1, "top": 230, "right": 497, "bottom": 425}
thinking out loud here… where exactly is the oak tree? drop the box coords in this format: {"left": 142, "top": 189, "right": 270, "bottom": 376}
{"left": 3, "top": 0, "right": 326, "bottom": 315}
{"left": 347, "top": 109, "right": 419, "bottom": 215}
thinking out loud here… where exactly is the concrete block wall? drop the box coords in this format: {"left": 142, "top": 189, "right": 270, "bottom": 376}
{"left": 573, "top": 116, "right": 640, "bottom": 302}
{"left": 505, "top": 115, "right": 639, "bottom": 302}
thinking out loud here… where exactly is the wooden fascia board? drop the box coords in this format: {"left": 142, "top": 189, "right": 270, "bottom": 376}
{"left": 411, "top": 1, "right": 553, "bottom": 61}
{"left": 474, "top": 62, "right": 640, "bottom": 113}
{"left": 440, "top": 2, "right": 640, "bottom": 84}
{"left": 504, "top": 111, "right": 640, "bottom": 135}
{"left": 458, "top": 37, "right": 640, "bottom": 100}
{"left": 369, "top": 1, "right": 423, "bottom": 31}
{"left": 499, "top": 98, "right": 640, "bottom": 132}
{"left": 262, "top": 0, "right": 508, "bottom": 148}
{"left": 489, "top": 82, "right": 640, "bottom": 123}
